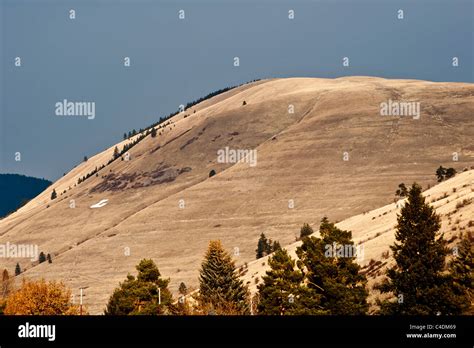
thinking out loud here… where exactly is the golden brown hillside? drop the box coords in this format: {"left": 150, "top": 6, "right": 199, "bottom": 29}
{"left": 241, "top": 169, "right": 474, "bottom": 312}
{"left": 1, "top": 77, "right": 473, "bottom": 313}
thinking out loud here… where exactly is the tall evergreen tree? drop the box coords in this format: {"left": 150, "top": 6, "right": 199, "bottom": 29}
{"left": 377, "top": 183, "right": 462, "bottom": 315}
{"left": 296, "top": 217, "right": 368, "bottom": 315}
{"left": 105, "top": 259, "right": 174, "bottom": 315}
{"left": 151, "top": 127, "right": 157, "bottom": 138}
{"left": 50, "top": 189, "right": 57, "bottom": 200}
{"left": 47, "top": 253, "right": 52, "bottom": 264}
{"left": 199, "top": 240, "right": 249, "bottom": 314}
{"left": 257, "top": 248, "right": 322, "bottom": 315}
{"left": 449, "top": 236, "right": 473, "bottom": 314}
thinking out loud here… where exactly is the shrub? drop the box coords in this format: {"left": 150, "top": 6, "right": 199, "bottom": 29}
{"left": 4, "top": 279, "right": 80, "bottom": 315}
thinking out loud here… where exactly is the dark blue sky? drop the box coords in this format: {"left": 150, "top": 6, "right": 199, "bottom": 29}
{"left": 1, "top": 0, "right": 472, "bottom": 180}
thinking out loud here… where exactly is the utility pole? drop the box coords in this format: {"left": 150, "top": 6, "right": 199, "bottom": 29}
{"left": 78, "top": 286, "right": 89, "bottom": 315}
{"left": 80, "top": 288, "right": 83, "bottom": 315}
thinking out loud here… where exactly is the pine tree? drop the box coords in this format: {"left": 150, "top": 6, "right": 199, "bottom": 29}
{"left": 257, "top": 248, "right": 316, "bottom": 315}
{"left": 38, "top": 252, "right": 46, "bottom": 264}
{"left": 299, "top": 223, "right": 313, "bottom": 239}
{"left": 50, "top": 189, "right": 57, "bottom": 200}
{"left": 296, "top": 217, "right": 368, "bottom": 315}
{"left": 436, "top": 166, "right": 446, "bottom": 182}
{"left": 47, "top": 254, "right": 52, "bottom": 264}
{"left": 15, "top": 263, "right": 21, "bottom": 276}
{"left": 256, "top": 233, "right": 269, "bottom": 259}
{"left": 209, "top": 169, "right": 216, "bottom": 178}
{"left": 266, "top": 239, "right": 275, "bottom": 255}
{"left": 199, "top": 240, "right": 249, "bottom": 314}
{"left": 445, "top": 167, "right": 456, "bottom": 179}
{"left": 151, "top": 127, "right": 157, "bottom": 138}
{"left": 449, "top": 236, "right": 473, "bottom": 314}
{"left": 272, "top": 241, "right": 282, "bottom": 252}
{"left": 113, "top": 146, "right": 119, "bottom": 159}
{"left": 179, "top": 282, "right": 187, "bottom": 296}
{"left": 105, "top": 259, "right": 174, "bottom": 315}
{"left": 395, "top": 183, "right": 408, "bottom": 198}
{"left": 123, "top": 133, "right": 127, "bottom": 140}
{"left": 377, "top": 183, "right": 461, "bottom": 315}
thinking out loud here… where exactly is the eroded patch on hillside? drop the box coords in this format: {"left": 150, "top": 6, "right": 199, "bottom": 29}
{"left": 90, "top": 165, "right": 192, "bottom": 192}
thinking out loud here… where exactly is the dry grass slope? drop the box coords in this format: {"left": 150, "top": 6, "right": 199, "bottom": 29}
{"left": 0, "top": 77, "right": 473, "bottom": 313}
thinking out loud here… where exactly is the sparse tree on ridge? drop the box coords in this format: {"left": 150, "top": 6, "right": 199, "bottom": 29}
{"left": 15, "top": 263, "right": 21, "bottom": 276}
{"left": 272, "top": 240, "right": 282, "bottom": 252}
{"left": 256, "top": 233, "right": 281, "bottom": 259}
{"left": 113, "top": 146, "right": 119, "bottom": 159}
{"left": 50, "top": 189, "right": 57, "bottom": 200}
{"left": 395, "top": 183, "right": 408, "bottom": 198}
{"left": 38, "top": 252, "right": 46, "bottom": 264}
{"left": 436, "top": 166, "right": 446, "bottom": 182}
{"left": 178, "top": 282, "right": 187, "bottom": 296}
{"left": 256, "top": 233, "right": 269, "bottom": 259}
{"left": 299, "top": 223, "right": 313, "bottom": 239}
{"left": 445, "top": 167, "right": 456, "bottom": 179}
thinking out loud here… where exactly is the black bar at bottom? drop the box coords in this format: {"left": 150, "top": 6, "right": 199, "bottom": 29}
{"left": 0, "top": 315, "right": 471, "bottom": 347}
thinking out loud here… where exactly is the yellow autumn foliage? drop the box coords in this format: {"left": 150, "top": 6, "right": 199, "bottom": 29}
{"left": 4, "top": 279, "right": 82, "bottom": 315}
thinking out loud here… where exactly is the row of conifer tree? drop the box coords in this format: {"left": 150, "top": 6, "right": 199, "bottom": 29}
{"left": 104, "top": 183, "right": 473, "bottom": 315}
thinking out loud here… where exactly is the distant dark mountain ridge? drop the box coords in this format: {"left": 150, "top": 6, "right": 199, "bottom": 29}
{"left": 0, "top": 174, "right": 51, "bottom": 218}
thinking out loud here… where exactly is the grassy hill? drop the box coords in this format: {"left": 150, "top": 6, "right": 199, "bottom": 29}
{"left": 0, "top": 76, "right": 473, "bottom": 313}
{"left": 241, "top": 169, "right": 474, "bottom": 312}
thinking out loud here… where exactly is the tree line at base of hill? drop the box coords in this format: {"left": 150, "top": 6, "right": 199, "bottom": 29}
{"left": 2, "top": 183, "right": 472, "bottom": 315}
